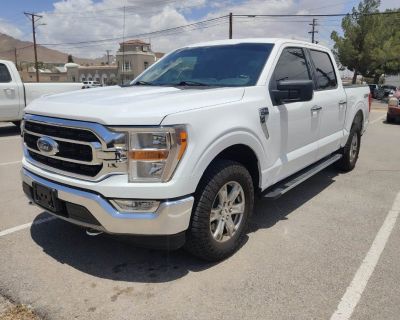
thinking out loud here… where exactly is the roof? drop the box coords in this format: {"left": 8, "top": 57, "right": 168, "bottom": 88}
{"left": 120, "top": 39, "right": 150, "bottom": 46}
{"left": 77, "top": 65, "right": 118, "bottom": 70}
{"left": 54, "top": 66, "right": 66, "bottom": 73}
{"left": 186, "top": 38, "right": 329, "bottom": 51}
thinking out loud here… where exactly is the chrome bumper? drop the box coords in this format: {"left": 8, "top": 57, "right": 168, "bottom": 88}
{"left": 22, "top": 168, "right": 194, "bottom": 235}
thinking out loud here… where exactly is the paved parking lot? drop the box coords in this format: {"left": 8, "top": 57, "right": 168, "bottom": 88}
{"left": 0, "top": 105, "right": 399, "bottom": 320}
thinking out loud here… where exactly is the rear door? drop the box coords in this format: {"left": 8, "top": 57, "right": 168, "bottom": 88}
{"left": 268, "top": 46, "right": 319, "bottom": 182}
{"left": 308, "top": 49, "right": 346, "bottom": 159}
{"left": 0, "top": 63, "right": 21, "bottom": 120}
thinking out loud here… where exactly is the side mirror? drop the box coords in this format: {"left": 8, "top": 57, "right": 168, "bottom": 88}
{"left": 272, "top": 80, "right": 314, "bottom": 104}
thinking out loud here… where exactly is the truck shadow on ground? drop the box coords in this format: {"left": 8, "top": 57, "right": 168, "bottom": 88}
{"left": 30, "top": 166, "right": 338, "bottom": 283}
{"left": 0, "top": 124, "right": 20, "bottom": 138}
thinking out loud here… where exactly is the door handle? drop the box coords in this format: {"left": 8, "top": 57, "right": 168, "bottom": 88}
{"left": 4, "top": 88, "right": 15, "bottom": 91}
{"left": 311, "top": 106, "right": 322, "bottom": 111}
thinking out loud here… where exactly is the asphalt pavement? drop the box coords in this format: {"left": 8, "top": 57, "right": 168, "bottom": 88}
{"left": 0, "top": 104, "right": 399, "bottom": 320}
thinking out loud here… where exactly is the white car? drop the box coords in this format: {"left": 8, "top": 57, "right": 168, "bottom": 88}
{"left": 82, "top": 81, "right": 102, "bottom": 89}
{"left": 21, "top": 38, "right": 370, "bottom": 261}
{"left": 0, "top": 60, "right": 83, "bottom": 126}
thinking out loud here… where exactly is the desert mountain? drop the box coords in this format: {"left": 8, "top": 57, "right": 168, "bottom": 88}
{"left": 0, "top": 33, "right": 106, "bottom": 65}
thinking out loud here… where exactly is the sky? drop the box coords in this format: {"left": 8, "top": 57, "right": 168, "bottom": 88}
{"left": 0, "top": 0, "right": 398, "bottom": 59}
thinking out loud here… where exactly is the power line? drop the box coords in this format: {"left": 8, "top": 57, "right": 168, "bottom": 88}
{"left": 0, "top": 44, "right": 34, "bottom": 55}
{"left": 47, "top": 20, "right": 229, "bottom": 51}
{"left": 232, "top": 11, "right": 400, "bottom": 17}
{"left": 38, "top": 15, "right": 228, "bottom": 47}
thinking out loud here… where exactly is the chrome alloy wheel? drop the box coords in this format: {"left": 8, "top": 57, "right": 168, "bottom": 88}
{"left": 349, "top": 133, "right": 358, "bottom": 163}
{"left": 210, "top": 181, "right": 245, "bottom": 242}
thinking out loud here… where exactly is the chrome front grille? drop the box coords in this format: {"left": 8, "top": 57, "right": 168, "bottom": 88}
{"left": 22, "top": 114, "right": 128, "bottom": 181}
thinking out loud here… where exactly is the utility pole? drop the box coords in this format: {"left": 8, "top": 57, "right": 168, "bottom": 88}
{"left": 106, "top": 50, "right": 111, "bottom": 65}
{"left": 24, "top": 12, "right": 43, "bottom": 82}
{"left": 229, "top": 12, "right": 233, "bottom": 39}
{"left": 308, "top": 18, "right": 318, "bottom": 44}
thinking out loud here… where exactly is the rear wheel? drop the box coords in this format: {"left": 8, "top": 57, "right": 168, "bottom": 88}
{"left": 387, "top": 114, "right": 394, "bottom": 123}
{"left": 184, "top": 160, "right": 254, "bottom": 261}
{"left": 336, "top": 124, "right": 361, "bottom": 172}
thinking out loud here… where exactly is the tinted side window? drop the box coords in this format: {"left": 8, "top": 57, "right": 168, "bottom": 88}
{"left": 272, "top": 47, "right": 310, "bottom": 86}
{"left": 310, "top": 50, "right": 337, "bottom": 90}
{"left": 0, "top": 64, "right": 12, "bottom": 83}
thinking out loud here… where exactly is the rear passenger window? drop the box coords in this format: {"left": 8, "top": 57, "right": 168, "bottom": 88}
{"left": 271, "top": 47, "right": 311, "bottom": 85}
{"left": 0, "top": 64, "right": 12, "bottom": 83}
{"left": 310, "top": 50, "right": 337, "bottom": 90}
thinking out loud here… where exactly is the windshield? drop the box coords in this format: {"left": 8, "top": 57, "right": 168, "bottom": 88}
{"left": 133, "top": 43, "right": 274, "bottom": 87}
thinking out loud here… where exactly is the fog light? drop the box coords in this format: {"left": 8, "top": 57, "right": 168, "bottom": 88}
{"left": 111, "top": 199, "right": 160, "bottom": 213}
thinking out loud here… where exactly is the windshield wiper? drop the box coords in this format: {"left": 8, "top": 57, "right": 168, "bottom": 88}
{"left": 134, "top": 81, "right": 154, "bottom": 86}
{"left": 176, "top": 80, "right": 209, "bottom": 87}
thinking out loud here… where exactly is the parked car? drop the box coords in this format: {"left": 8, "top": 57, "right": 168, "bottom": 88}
{"left": 21, "top": 39, "right": 370, "bottom": 261}
{"left": 368, "top": 84, "right": 379, "bottom": 98}
{"left": 0, "top": 60, "right": 84, "bottom": 127}
{"left": 387, "top": 90, "right": 400, "bottom": 123}
{"left": 82, "top": 81, "right": 102, "bottom": 89}
{"left": 376, "top": 85, "right": 397, "bottom": 100}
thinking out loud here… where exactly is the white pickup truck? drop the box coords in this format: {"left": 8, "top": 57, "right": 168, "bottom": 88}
{"left": 0, "top": 60, "right": 83, "bottom": 126}
{"left": 21, "top": 39, "right": 370, "bottom": 261}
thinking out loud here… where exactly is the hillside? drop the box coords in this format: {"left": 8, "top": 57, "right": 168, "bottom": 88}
{"left": 0, "top": 33, "right": 104, "bottom": 65}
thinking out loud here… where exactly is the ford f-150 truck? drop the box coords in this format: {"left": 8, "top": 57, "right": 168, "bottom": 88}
{"left": 21, "top": 39, "right": 370, "bottom": 261}
{"left": 0, "top": 60, "right": 83, "bottom": 127}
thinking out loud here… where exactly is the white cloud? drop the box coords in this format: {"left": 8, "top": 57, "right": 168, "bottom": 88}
{"left": 0, "top": 19, "right": 23, "bottom": 39}
{"left": 2, "top": 0, "right": 398, "bottom": 59}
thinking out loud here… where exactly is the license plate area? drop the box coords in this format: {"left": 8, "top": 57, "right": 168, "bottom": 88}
{"left": 32, "top": 182, "right": 62, "bottom": 213}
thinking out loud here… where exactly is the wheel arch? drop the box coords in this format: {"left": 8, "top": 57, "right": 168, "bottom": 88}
{"left": 192, "top": 133, "right": 265, "bottom": 194}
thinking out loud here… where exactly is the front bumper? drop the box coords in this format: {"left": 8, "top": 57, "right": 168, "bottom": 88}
{"left": 22, "top": 168, "right": 194, "bottom": 236}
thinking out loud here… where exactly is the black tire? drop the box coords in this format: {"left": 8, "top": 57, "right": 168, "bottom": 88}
{"left": 336, "top": 123, "right": 361, "bottom": 172}
{"left": 386, "top": 114, "right": 393, "bottom": 123}
{"left": 184, "top": 159, "right": 254, "bottom": 261}
{"left": 12, "top": 121, "right": 21, "bottom": 128}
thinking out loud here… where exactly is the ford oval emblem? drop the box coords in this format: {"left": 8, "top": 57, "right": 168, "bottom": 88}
{"left": 37, "top": 136, "right": 59, "bottom": 156}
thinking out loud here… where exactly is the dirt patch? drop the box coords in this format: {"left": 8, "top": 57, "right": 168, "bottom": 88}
{"left": 0, "top": 304, "right": 40, "bottom": 320}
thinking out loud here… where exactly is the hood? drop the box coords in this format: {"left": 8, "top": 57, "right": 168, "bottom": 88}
{"left": 25, "top": 85, "right": 245, "bottom": 125}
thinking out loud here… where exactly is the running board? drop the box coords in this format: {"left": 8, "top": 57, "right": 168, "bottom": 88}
{"left": 262, "top": 154, "right": 342, "bottom": 199}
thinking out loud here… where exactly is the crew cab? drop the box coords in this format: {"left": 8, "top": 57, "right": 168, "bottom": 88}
{"left": 21, "top": 39, "right": 370, "bottom": 261}
{"left": 0, "top": 60, "right": 83, "bottom": 126}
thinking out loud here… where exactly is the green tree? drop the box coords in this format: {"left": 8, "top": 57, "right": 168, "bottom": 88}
{"left": 366, "top": 9, "right": 400, "bottom": 82}
{"left": 331, "top": 1, "right": 400, "bottom": 83}
{"left": 67, "top": 54, "right": 74, "bottom": 63}
{"left": 331, "top": 0, "right": 381, "bottom": 83}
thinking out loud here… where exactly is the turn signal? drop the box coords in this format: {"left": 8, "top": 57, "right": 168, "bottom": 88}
{"left": 129, "top": 150, "right": 169, "bottom": 161}
{"left": 177, "top": 131, "right": 188, "bottom": 160}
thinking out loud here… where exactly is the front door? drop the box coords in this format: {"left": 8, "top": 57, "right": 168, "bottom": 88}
{"left": 0, "top": 63, "right": 21, "bottom": 121}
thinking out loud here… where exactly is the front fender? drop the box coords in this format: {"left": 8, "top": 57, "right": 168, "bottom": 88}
{"left": 191, "top": 129, "right": 266, "bottom": 189}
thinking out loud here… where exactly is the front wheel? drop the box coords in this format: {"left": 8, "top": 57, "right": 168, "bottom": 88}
{"left": 336, "top": 125, "right": 361, "bottom": 172}
{"left": 184, "top": 160, "right": 254, "bottom": 261}
{"left": 12, "top": 121, "right": 21, "bottom": 128}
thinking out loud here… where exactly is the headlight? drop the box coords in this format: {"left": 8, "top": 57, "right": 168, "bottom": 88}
{"left": 112, "top": 126, "right": 187, "bottom": 182}
{"left": 388, "top": 97, "right": 399, "bottom": 107}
